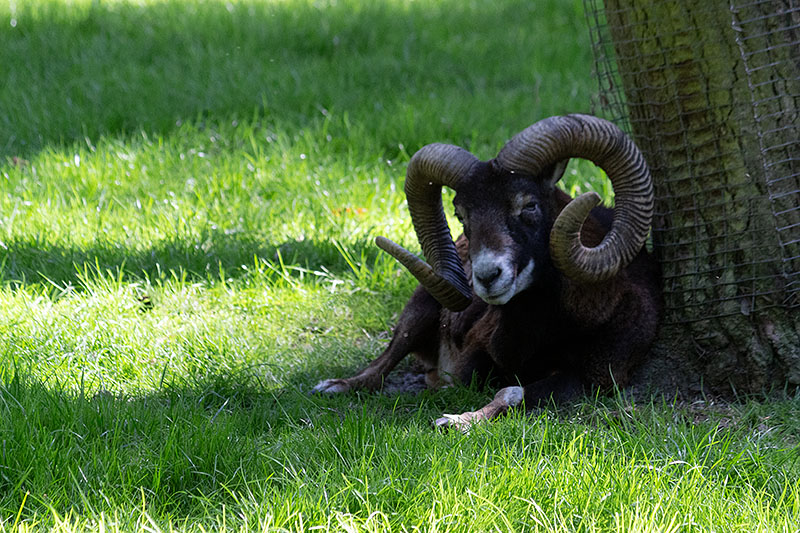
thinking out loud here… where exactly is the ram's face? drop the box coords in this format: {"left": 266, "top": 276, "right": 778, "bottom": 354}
{"left": 453, "top": 169, "right": 557, "bottom": 305}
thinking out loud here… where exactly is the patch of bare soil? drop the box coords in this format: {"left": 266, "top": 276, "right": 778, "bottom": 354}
{"left": 380, "top": 368, "right": 428, "bottom": 395}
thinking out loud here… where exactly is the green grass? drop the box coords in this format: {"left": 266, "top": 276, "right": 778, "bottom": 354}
{"left": 1, "top": 0, "right": 798, "bottom": 530}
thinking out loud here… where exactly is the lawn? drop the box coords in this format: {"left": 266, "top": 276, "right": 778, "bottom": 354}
{"left": 1, "top": 0, "right": 798, "bottom": 530}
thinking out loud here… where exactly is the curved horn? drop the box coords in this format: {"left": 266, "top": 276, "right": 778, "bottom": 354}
{"left": 496, "top": 114, "right": 654, "bottom": 283}
{"left": 376, "top": 143, "right": 478, "bottom": 311}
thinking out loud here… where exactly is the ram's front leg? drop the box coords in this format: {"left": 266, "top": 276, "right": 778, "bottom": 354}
{"left": 433, "top": 386, "right": 526, "bottom": 430}
{"left": 434, "top": 372, "right": 583, "bottom": 430}
{"left": 312, "top": 286, "right": 441, "bottom": 394}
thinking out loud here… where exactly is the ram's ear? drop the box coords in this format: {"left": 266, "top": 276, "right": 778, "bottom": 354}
{"left": 542, "top": 159, "right": 569, "bottom": 189}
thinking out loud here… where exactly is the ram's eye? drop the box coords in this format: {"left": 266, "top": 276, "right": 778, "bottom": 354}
{"left": 519, "top": 201, "right": 539, "bottom": 224}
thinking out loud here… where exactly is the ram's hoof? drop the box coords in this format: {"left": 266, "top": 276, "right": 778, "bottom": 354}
{"left": 311, "top": 379, "right": 352, "bottom": 394}
{"left": 433, "top": 413, "right": 472, "bottom": 432}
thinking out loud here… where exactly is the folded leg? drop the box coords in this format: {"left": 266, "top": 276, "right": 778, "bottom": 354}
{"left": 312, "top": 286, "right": 441, "bottom": 393}
{"left": 433, "top": 372, "right": 583, "bottom": 430}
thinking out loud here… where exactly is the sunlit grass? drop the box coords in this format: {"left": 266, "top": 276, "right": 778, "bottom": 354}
{"left": 1, "top": 0, "right": 798, "bottom": 530}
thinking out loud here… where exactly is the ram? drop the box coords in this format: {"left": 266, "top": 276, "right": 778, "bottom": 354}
{"left": 314, "top": 114, "right": 662, "bottom": 430}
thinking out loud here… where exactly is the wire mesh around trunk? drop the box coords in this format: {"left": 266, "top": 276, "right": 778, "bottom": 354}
{"left": 583, "top": 0, "right": 799, "bottom": 326}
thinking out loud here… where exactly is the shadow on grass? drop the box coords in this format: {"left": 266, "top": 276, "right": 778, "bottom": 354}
{"left": 0, "top": 0, "right": 556, "bottom": 158}
{"left": 0, "top": 366, "right": 455, "bottom": 521}
{"left": 3, "top": 367, "right": 798, "bottom": 524}
{"left": 0, "top": 368, "right": 610, "bottom": 522}
{"left": 0, "top": 232, "right": 387, "bottom": 288}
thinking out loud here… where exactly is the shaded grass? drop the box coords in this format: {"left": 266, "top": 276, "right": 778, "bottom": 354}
{"left": 2, "top": 370, "right": 799, "bottom": 530}
{"left": 1, "top": 0, "right": 798, "bottom": 530}
{"left": 1, "top": 0, "right": 590, "bottom": 156}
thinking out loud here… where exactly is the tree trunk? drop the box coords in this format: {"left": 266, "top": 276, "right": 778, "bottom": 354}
{"left": 594, "top": 0, "right": 800, "bottom": 394}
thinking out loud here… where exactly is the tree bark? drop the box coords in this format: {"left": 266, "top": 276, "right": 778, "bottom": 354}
{"left": 598, "top": 0, "right": 800, "bottom": 394}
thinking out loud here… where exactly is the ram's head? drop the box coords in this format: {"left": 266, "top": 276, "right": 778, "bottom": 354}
{"left": 377, "top": 114, "right": 655, "bottom": 310}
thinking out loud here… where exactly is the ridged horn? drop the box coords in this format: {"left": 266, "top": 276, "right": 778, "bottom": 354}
{"left": 376, "top": 143, "right": 478, "bottom": 311}
{"left": 496, "top": 114, "right": 654, "bottom": 283}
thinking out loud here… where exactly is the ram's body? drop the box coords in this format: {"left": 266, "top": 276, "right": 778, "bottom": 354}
{"left": 314, "top": 115, "right": 662, "bottom": 429}
{"left": 436, "top": 190, "right": 660, "bottom": 389}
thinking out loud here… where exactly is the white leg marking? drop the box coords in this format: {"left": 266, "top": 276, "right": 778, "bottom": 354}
{"left": 497, "top": 386, "right": 524, "bottom": 407}
{"left": 311, "top": 379, "right": 352, "bottom": 394}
